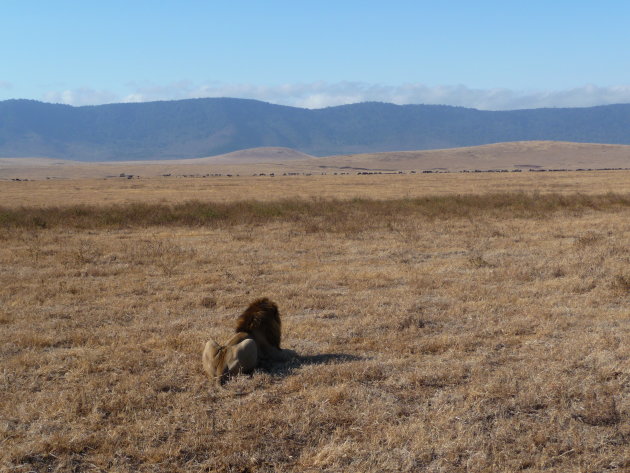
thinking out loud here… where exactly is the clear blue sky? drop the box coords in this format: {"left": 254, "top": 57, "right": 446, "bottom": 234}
{"left": 2, "top": 1, "right": 629, "bottom": 109}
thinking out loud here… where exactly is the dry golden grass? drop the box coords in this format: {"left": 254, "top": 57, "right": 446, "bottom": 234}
{"left": 1, "top": 174, "right": 629, "bottom": 472}
{"left": 2, "top": 170, "right": 630, "bottom": 208}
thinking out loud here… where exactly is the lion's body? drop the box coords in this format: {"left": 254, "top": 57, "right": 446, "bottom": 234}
{"left": 203, "top": 298, "right": 290, "bottom": 386}
{"left": 202, "top": 332, "right": 257, "bottom": 386}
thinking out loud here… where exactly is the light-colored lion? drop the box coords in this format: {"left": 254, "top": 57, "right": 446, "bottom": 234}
{"left": 202, "top": 332, "right": 258, "bottom": 386}
{"left": 202, "top": 298, "right": 290, "bottom": 386}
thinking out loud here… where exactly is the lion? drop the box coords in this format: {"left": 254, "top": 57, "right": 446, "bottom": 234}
{"left": 202, "top": 332, "right": 258, "bottom": 386}
{"left": 202, "top": 298, "right": 291, "bottom": 386}
{"left": 234, "top": 297, "right": 291, "bottom": 362}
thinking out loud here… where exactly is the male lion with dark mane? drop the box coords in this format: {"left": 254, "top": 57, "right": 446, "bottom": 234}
{"left": 202, "top": 298, "right": 292, "bottom": 386}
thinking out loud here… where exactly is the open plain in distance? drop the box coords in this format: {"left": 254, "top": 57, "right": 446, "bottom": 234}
{"left": 2, "top": 141, "right": 630, "bottom": 181}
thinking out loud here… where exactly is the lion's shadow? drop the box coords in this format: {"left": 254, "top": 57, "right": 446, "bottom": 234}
{"left": 259, "top": 352, "right": 365, "bottom": 378}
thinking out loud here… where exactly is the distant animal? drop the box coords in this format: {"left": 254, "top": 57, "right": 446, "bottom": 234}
{"left": 202, "top": 298, "right": 291, "bottom": 386}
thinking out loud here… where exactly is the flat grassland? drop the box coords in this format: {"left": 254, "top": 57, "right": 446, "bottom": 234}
{"left": 1, "top": 172, "right": 628, "bottom": 472}
{"left": 2, "top": 170, "right": 630, "bottom": 208}
{"left": 2, "top": 141, "right": 630, "bottom": 180}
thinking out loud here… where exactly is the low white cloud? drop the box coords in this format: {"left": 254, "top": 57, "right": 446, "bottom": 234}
{"left": 40, "top": 82, "right": 630, "bottom": 110}
{"left": 42, "top": 88, "right": 119, "bottom": 106}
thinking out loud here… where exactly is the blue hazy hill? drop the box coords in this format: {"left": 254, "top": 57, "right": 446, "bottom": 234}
{"left": 1, "top": 98, "right": 630, "bottom": 161}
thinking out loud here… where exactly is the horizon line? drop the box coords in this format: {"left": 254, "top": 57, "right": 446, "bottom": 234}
{"left": 3, "top": 96, "right": 630, "bottom": 113}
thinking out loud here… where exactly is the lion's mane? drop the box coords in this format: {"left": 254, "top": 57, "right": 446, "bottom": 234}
{"left": 234, "top": 297, "right": 281, "bottom": 350}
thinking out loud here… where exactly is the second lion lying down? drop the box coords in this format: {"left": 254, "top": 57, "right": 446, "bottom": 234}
{"left": 202, "top": 298, "right": 291, "bottom": 386}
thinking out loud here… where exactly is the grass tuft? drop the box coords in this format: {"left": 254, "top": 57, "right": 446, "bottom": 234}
{"left": 1, "top": 192, "right": 629, "bottom": 231}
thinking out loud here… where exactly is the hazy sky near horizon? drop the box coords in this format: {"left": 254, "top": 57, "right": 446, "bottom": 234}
{"left": 2, "top": 1, "right": 630, "bottom": 110}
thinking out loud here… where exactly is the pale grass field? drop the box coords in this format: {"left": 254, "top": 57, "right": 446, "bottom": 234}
{"left": 1, "top": 170, "right": 630, "bottom": 208}
{"left": 1, "top": 174, "right": 629, "bottom": 472}
{"left": 1, "top": 141, "right": 629, "bottom": 181}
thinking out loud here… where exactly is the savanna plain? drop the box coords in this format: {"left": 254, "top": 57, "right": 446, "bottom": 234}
{"left": 1, "top": 172, "right": 629, "bottom": 472}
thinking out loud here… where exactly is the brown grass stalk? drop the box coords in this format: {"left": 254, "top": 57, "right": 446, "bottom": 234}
{"left": 1, "top": 192, "right": 629, "bottom": 231}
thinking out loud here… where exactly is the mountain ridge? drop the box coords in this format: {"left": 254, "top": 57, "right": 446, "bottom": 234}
{"left": 2, "top": 98, "right": 630, "bottom": 161}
